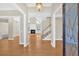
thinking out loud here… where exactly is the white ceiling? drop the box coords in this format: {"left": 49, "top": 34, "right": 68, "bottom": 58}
{"left": 27, "top": 3, "right": 52, "bottom": 7}
{"left": 0, "top": 3, "right": 52, "bottom": 11}
{"left": 0, "top": 3, "right": 62, "bottom": 16}
{"left": 0, "top": 3, "right": 17, "bottom": 10}
{"left": 0, "top": 3, "right": 62, "bottom": 22}
{"left": 0, "top": 3, "right": 61, "bottom": 10}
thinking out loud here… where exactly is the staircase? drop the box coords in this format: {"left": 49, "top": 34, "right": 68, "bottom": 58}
{"left": 42, "top": 17, "right": 51, "bottom": 40}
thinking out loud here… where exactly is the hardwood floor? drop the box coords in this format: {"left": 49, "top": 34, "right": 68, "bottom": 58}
{"left": 0, "top": 34, "right": 63, "bottom": 56}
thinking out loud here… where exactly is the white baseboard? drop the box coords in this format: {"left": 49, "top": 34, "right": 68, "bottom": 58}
{"left": 56, "top": 39, "right": 62, "bottom": 40}
{"left": 8, "top": 38, "right": 14, "bottom": 40}
{"left": 42, "top": 39, "right": 51, "bottom": 40}
{"left": 43, "top": 39, "right": 62, "bottom": 40}
{"left": 19, "top": 42, "right": 24, "bottom": 45}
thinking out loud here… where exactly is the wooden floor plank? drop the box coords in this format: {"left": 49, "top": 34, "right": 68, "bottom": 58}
{"left": 0, "top": 34, "right": 63, "bottom": 56}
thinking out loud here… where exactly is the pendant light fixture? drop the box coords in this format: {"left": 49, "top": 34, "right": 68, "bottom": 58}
{"left": 36, "top": 3, "right": 43, "bottom": 11}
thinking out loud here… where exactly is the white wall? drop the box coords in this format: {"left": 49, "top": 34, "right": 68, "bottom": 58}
{"left": 13, "top": 20, "right": 20, "bottom": 37}
{"left": 28, "top": 7, "right": 52, "bottom": 23}
{"left": 29, "top": 24, "right": 37, "bottom": 32}
{"left": 0, "top": 16, "right": 20, "bottom": 38}
{"left": 28, "top": 7, "right": 63, "bottom": 40}
{"left": 0, "top": 3, "right": 17, "bottom": 11}
{"left": 0, "top": 22, "right": 8, "bottom": 34}
{"left": 0, "top": 6, "right": 63, "bottom": 40}
{"left": 28, "top": 7, "right": 51, "bottom": 34}
{"left": 13, "top": 16, "right": 20, "bottom": 37}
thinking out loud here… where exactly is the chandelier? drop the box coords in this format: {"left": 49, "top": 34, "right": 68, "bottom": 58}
{"left": 36, "top": 3, "right": 43, "bottom": 11}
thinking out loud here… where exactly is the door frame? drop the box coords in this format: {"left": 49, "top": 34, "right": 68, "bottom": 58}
{"left": 63, "top": 3, "right": 65, "bottom": 56}
{"left": 77, "top": 3, "right": 79, "bottom": 56}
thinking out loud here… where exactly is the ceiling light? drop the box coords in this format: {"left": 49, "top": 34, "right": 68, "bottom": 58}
{"left": 36, "top": 3, "right": 43, "bottom": 11}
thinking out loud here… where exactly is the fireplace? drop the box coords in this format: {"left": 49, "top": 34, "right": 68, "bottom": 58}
{"left": 31, "top": 29, "right": 36, "bottom": 34}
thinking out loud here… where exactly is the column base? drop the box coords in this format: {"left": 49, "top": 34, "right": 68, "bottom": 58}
{"left": 51, "top": 42, "right": 56, "bottom": 48}
{"left": 24, "top": 42, "right": 29, "bottom": 47}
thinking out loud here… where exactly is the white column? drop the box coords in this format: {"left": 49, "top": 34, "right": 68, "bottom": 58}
{"left": 19, "top": 16, "right": 24, "bottom": 44}
{"left": 51, "top": 14, "right": 56, "bottom": 48}
{"left": 15, "top": 3, "right": 29, "bottom": 47}
{"left": 19, "top": 14, "right": 28, "bottom": 47}
{"left": 8, "top": 17, "right": 14, "bottom": 40}
{"left": 23, "top": 14, "right": 29, "bottom": 47}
